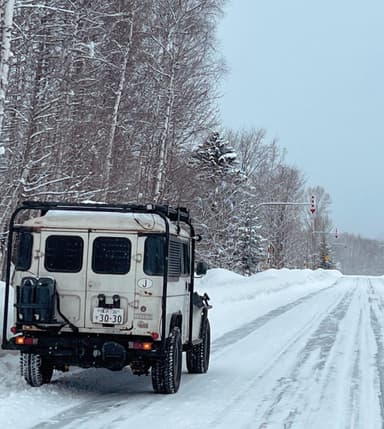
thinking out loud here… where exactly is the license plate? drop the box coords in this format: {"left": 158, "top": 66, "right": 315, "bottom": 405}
{"left": 92, "top": 307, "right": 124, "bottom": 325}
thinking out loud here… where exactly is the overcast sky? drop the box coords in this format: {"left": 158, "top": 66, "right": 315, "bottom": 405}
{"left": 218, "top": 0, "right": 384, "bottom": 240}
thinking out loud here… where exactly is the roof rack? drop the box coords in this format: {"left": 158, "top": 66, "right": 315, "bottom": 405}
{"left": 20, "top": 200, "right": 191, "bottom": 223}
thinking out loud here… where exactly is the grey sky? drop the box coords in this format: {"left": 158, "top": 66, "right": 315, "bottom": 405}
{"left": 218, "top": 0, "right": 384, "bottom": 239}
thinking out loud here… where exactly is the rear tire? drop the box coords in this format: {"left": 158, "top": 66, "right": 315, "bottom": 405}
{"left": 151, "top": 327, "right": 182, "bottom": 394}
{"left": 20, "top": 352, "right": 53, "bottom": 387}
{"left": 186, "top": 318, "right": 210, "bottom": 373}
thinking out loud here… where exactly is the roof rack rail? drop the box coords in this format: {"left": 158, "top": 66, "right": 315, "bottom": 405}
{"left": 20, "top": 201, "right": 191, "bottom": 223}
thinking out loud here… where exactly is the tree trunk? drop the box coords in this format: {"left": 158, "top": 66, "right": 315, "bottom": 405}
{"left": 0, "top": 0, "right": 15, "bottom": 135}
{"left": 153, "top": 66, "right": 175, "bottom": 203}
{"left": 102, "top": 11, "right": 135, "bottom": 202}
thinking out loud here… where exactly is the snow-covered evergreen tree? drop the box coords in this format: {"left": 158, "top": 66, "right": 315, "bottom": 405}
{"left": 191, "top": 131, "right": 245, "bottom": 270}
{"left": 232, "top": 200, "right": 266, "bottom": 275}
{"left": 318, "top": 235, "right": 334, "bottom": 269}
{"left": 192, "top": 131, "right": 239, "bottom": 181}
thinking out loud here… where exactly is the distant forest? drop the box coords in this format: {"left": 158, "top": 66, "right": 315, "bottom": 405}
{"left": 0, "top": 0, "right": 381, "bottom": 275}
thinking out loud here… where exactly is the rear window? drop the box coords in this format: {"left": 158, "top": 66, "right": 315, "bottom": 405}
{"left": 45, "top": 235, "right": 83, "bottom": 272}
{"left": 92, "top": 237, "right": 131, "bottom": 274}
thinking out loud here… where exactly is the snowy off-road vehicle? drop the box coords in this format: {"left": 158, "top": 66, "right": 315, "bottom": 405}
{"left": 1, "top": 201, "right": 211, "bottom": 394}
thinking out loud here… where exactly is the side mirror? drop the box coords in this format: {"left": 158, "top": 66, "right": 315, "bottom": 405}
{"left": 196, "top": 261, "right": 208, "bottom": 276}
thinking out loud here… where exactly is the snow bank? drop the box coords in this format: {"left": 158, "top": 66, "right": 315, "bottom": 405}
{"left": 0, "top": 280, "right": 13, "bottom": 348}
{"left": 196, "top": 267, "right": 342, "bottom": 302}
{"left": 196, "top": 268, "right": 342, "bottom": 338}
{"left": 0, "top": 281, "right": 20, "bottom": 400}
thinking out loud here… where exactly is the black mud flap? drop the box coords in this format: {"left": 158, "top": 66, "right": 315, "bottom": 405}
{"left": 102, "top": 341, "right": 127, "bottom": 371}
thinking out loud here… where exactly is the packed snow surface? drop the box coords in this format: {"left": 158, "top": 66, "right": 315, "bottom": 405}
{"left": 1, "top": 268, "right": 384, "bottom": 428}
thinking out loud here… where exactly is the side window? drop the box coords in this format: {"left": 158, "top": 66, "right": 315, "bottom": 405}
{"left": 14, "top": 232, "right": 33, "bottom": 271}
{"left": 92, "top": 237, "right": 131, "bottom": 274}
{"left": 143, "top": 236, "right": 189, "bottom": 277}
{"left": 45, "top": 235, "right": 83, "bottom": 272}
{"left": 144, "top": 235, "right": 165, "bottom": 276}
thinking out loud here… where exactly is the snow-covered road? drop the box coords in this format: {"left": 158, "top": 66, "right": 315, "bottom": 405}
{"left": 2, "top": 270, "right": 384, "bottom": 428}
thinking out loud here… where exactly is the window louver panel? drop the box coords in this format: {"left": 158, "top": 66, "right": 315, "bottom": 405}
{"left": 168, "top": 240, "right": 181, "bottom": 277}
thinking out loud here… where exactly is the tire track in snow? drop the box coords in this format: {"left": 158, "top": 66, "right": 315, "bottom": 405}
{"left": 367, "top": 279, "right": 384, "bottom": 429}
{"left": 274, "top": 277, "right": 384, "bottom": 429}
{"left": 29, "top": 375, "right": 157, "bottom": 429}
{"left": 209, "top": 278, "right": 351, "bottom": 428}
{"left": 346, "top": 310, "right": 363, "bottom": 429}
{"left": 211, "top": 281, "right": 338, "bottom": 354}
{"left": 283, "top": 278, "right": 378, "bottom": 429}
{"left": 251, "top": 282, "right": 357, "bottom": 429}
{"left": 303, "top": 283, "right": 364, "bottom": 429}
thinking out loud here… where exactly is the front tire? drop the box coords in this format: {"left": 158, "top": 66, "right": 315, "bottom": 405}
{"left": 151, "top": 327, "right": 182, "bottom": 394}
{"left": 20, "top": 353, "right": 53, "bottom": 387}
{"left": 187, "top": 318, "right": 210, "bottom": 373}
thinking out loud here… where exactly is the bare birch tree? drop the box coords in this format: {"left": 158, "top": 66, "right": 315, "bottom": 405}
{"left": 0, "top": 0, "right": 15, "bottom": 136}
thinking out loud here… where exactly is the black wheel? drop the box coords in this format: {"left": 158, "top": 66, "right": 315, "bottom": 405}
{"left": 20, "top": 352, "right": 53, "bottom": 387}
{"left": 151, "top": 326, "right": 182, "bottom": 394}
{"left": 187, "top": 318, "right": 210, "bottom": 374}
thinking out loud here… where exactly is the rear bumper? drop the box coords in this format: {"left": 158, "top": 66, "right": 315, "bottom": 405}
{"left": 3, "top": 332, "right": 164, "bottom": 370}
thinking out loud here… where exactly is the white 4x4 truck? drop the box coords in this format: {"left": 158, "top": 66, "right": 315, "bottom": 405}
{"left": 1, "top": 201, "right": 211, "bottom": 394}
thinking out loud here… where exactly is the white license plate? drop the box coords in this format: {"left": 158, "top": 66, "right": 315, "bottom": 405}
{"left": 92, "top": 307, "right": 124, "bottom": 325}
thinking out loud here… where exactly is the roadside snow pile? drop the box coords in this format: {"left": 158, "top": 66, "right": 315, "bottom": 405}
{"left": 196, "top": 267, "right": 342, "bottom": 303}
{"left": 0, "top": 281, "right": 24, "bottom": 397}
{"left": 0, "top": 280, "right": 13, "bottom": 347}
{"left": 196, "top": 268, "right": 342, "bottom": 338}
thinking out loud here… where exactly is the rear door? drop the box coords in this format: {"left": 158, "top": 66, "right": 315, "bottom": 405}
{"left": 38, "top": 230, "right": 88, "bottom": 327}
{"left": 84, "top": 232, "right": 137, "bottom": 331}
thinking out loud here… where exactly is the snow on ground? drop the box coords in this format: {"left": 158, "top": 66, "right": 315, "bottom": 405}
{"left": 2, "top": 269, "right": 384, "bottom": 428}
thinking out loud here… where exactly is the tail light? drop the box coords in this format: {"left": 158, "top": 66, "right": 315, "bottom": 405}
{"left": 128, "top": 341, "right": 153, "bottom": 350}
{"left": 15, "top": 336, "right": 38, "bottom": 345}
